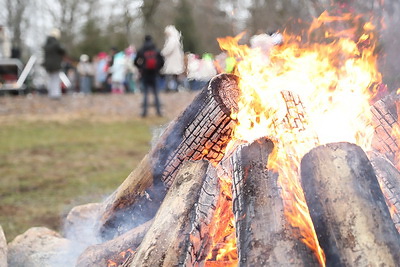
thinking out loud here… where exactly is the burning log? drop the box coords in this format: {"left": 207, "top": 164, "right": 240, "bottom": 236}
{"left": 371, "top": 93, "right": 399, "bottom": 165}
{"left": 231, "top": 138, "right": 319, "bottom": 266}
{"left": 75, "top": 219, "right": 153, "bottom": 267}
{"left": 98, "top": 74, "right": 239, "bottom": 239}
{"left": 301, "top": 142, "right": 400, "bottom": 265}
{"left": 369, "top": 152, "right": 400, "bottom": 233}
{"left": 130, "top": 160, "right": 220, "bottom": 266}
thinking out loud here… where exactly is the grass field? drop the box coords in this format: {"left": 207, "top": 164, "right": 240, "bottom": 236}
{"left": 0, "top": 118, "right": 165, "bottom": 242}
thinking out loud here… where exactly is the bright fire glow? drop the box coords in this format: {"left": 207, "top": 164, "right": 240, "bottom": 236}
{"left": 206, "top": 173, "right": 238, "bottom": 266}
{"left": 215, "top": 11, "right": 381, "bottom": 266}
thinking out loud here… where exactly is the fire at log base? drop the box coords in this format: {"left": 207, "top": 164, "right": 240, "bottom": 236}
{"left": 98, "top": 74, "right": 240, "bottom": 240}
{"left": 231, "top": 138, "right": 319, "bottom": 266}
{"left": 301, "top": 142, "right": 400, "bottom": 265}
{"left": 129, "top": 160, "right": 220, "bottom": 266}
{"left": 75, "top": 219, "right": 153, "bottom": 267}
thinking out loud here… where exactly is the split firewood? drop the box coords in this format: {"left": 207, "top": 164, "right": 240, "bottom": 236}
{"left": 130, "top": 160, "right": 220, "bottom": 266}
{"left": 371, "top": 92, "right": 399, "bottom": 165}
{"left": 75, "top": 219, "right": 153, "bottom": 267}
{"left": 98, "top": 74, "right": 240, "bottom": 239}
{"left": 301, "top": 142, "right": 400, "bottom": 265}
{"left": 231, "top": 138, "right": 319, "bottom": 266}
{"left": 369, "top": 151, "right": 400, "bottom": 233}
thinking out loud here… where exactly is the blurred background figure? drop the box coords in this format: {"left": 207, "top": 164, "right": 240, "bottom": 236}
{"left": 104, "top": 47, "right": 118, "bottom": 93}
{"left": 124, "top": 45, "right": 138, "bottom": 93}
{"left": 110, "top": 50, "right": 126, "bottom": 94}
{"left": 93, "top": 52, "right": 108, "bottom": 93}
{"left": 249, "top": 32, "right": 275, "bottom": 64}
{"left": 186, "top": 52, "right": 217, "bottom": 90}
{"left": 134, "top": 35, "right": 164, "bottom": 117}
{"left": 42, "top": 28, "right": 66, "bottom": 99}
{"left": 161, "top": 25, "right": 184, "bottom": 92}
{"left": 77, "top": 54, "right": 94, "bottom": 94}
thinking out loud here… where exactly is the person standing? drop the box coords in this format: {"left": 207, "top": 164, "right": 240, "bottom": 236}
{"left": 77, "top": 54, "right": 94, "bottom": 94}
{"left": 134, "top": 35, "right": 164, "bottom": 117}
{"left": 160, "top": 25, "right": 184, "bottom": 92}
{"left": 43, "top": 28, "right": 66, "bottom": 99}
{"left": 110, "top": 50, "right": 127, "bottom": 94}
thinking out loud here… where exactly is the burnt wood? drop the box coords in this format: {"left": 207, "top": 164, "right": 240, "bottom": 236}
{"left": 231, "top": 138, "right": 319, "bottom": 266}
{"left": 301, "top": 142, "right": 400, "bottom": 266}
{"left": 369, "top": 151, "right": 400, "bottom": 233}
{"left": 75, "top": 219, "right": 153, "bottom": 267}
{"left": 129, "top": 160, "right": 220, "bottom": 267}
{"left": 98, "top": 74, "right": 239, "bottom": 239}
{"left": 371, "top": 93, "right": 399, "bottom": 165}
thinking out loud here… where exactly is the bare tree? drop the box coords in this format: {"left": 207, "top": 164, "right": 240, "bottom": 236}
{"left": 45, "top": 0, "right": 86, "bottom": 53}
{"left": 141, "top": 0, "right": 162, "bottom": 33}
{"left": 4, "top": 0, "right": 30, "bottom": 52}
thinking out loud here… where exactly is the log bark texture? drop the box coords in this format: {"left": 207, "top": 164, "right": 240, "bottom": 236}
{"left": 369, "top": 152, "right": 400, "bottom": 233}
{"left": 371, "top": 93, "right": 399, "bottom": 165}
{"left": 98, "top": 74, "right": 239, "bottom": 239}
{"left": 75, "top": 219, "right": 153, "bottom": 267}
{"left": 231, "top": 138, "right": 319, "bottom": 266}
{"left": 130, "top": 160, "right": 220, "bottom": 267}
{"left": 301, "top": 142, "right": 400, "bottom": 266}
{"left": 153, "top": 73, "right": 239, "bottom": 187}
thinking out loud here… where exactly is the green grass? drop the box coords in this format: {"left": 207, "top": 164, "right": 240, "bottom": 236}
{"left": 0, "top": 119, "right": 162, "bottom": 242}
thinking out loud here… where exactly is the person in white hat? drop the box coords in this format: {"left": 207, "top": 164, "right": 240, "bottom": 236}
{"left": 77, "top": 54, "right": 94, "bottom": 94}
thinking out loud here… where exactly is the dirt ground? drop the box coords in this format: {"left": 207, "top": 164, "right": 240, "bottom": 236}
{"left": 0, "top": 91, "right": 199, "bottom": 122}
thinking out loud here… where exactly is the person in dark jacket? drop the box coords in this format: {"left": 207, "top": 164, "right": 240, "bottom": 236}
{"left": 134, "top": 35, "right": 164, "bottom": 117}
{"left": 43, "top": 28, "right": 66, "bottom": 99}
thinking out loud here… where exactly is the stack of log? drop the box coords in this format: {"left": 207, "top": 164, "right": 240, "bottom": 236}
{"left": 4, "top": 74, "right": 400, "bottom": 267}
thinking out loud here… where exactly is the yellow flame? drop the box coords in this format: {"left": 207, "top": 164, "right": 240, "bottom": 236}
{"left": 218, "top": 11, "right": 380, "bottom": 266}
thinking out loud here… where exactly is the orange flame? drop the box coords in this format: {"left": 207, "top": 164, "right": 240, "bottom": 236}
{"left": 206, "top": 173, "right": 238, "bottom": 266}
{"left": 107, "top": 260, "right": 117, "bottom": 267}
{"left": 217, "top": 11, "right": 380, "bottom": 266}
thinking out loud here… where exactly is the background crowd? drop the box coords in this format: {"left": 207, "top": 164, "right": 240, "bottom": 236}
{"left": 41, "top": 25, "right": 237, "bottom": 99}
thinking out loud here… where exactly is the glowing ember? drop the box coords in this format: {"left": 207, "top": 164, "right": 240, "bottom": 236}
{"left": 107, "top": 260, "right": 117, "bottom": 267}
{"left": 217, "top": 10, "right": 381, "bottom": 266}
{"left": 107, "top": 248, "right": 136, "bottom": 267}
{"left": 206, "top": 173, "right": 238, "bottom": 266}
{"left": 392, "top": 124, "right": 400, "bottom": 169}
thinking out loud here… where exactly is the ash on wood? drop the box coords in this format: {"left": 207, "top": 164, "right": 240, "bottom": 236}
{"left": 369, "top": 152, "right": 400, "bottom": 233}
{"left": 129, "top": 160, "right": 219, "bottom": 267}
{"left": 301, "top": 142, "right": 400, "bottom": 266}
{"left": 231, "top": 138, "right": 319, "bottom": 266}
{"left": 98, "top": 74, "right": 239, "bottom": 239}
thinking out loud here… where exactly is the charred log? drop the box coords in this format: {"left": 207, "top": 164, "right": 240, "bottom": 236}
{"left": 371, "top": 93, "right": 399, "bottom": 165}
{"left": 75, "top": 219, "right": 153, "bottom": 267}
{"left": 369, "top": 152, "right": 400, "bottom": 233}
{"left": 130, "top": 160, "right": 220, "bottom": 266}
{"left": 231, "top": 138, "right": 319, "bottom": 266}
{"left": 98, "top": 74, "right": 239, "bottom": 239}
{"left": 301, "top": 142, "right": 400, "bottom": 266}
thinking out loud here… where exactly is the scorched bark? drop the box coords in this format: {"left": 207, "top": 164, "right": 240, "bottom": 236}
{"left": 301, "top": 142, "right": 400, "bottom": 266}
{"left": 231, "top": 138, "right": 319, "bottom": 266}
{"left": 98, "top": 74, "right": 240, "bottom": 239}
